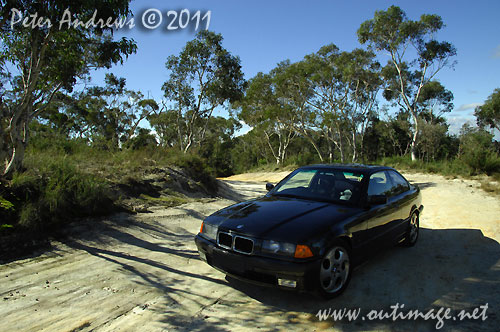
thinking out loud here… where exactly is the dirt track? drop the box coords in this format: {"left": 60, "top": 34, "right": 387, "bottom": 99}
{"left": 1, "top": 172, "right": 499, "bottom": 332}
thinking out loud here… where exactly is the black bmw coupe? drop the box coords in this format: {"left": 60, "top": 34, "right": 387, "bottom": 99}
{"left": 194, "top": 164, "right": 423, "bottom": 298}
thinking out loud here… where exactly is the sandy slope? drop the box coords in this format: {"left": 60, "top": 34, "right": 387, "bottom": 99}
{"left": 0, "top": 172, "right": 499, "bottom": 332}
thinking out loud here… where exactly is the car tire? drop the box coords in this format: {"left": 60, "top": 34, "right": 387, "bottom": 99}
{"left": 317, "top": 239, "right": 352, "bottom": 299}
{"left": 402, "top": 211, "right": 419, "bottom": 247}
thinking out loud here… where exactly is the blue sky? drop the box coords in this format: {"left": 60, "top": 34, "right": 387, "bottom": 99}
{"left": 92, "top": 0, "right": 500, "bottom": 137}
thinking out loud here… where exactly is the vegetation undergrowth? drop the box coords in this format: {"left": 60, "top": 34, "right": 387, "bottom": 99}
{"left": 0, "top": 138, "right": 218, "bottom": 255}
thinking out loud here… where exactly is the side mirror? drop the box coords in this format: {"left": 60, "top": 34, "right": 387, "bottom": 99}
{"left": 266, "top": 183, "right": 275, "bottom": 191}
{"left": 367, "top": 194, "right": 387, "bottom": 206}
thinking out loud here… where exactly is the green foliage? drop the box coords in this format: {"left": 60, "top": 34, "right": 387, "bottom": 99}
{"left": 197, "top": 116, "right": 241, "bottom": 177}
{"left": 3, "top": 135, "right": 219, "bottom": 234}
{"left": 417, "top": 81, "right": 454, "bottom": 115}
{"left": 148, "top": 111, "right": 180, "bottom": 147}
{"left": 1, "top": 1, "right": 137, "bottom": 177}
{"left": 372, "top": 125, "right": 499, "bottom": 179}
{"left": 167, "top": 151, "right": 217, "bottom": 193}
{"left": 123, "top": 128, "right": 158, "bottom": 150}
{"left": 0, "top": 196, "right": 14, "bottom": 210}
{"left": 11, "top": 159, "right": 111, "bottom": 229}
{"left": 162, "top": 30, "right": 246, "bottom": 152}
{"left": 459, "top": 125, "right": 500, "bottom": 175}
{"left": 65, "top": 74, "right": 159, "bottom": 148}
{"left": 377, "top": 155, "right": 472, "bottom": 177}
{"left": 357, "top": 5, "right": 456, "bottom": 160}
{"left": 139, "top": 194, "right": 190, "bottom": 208}
{"left": 474, "top": 88, "right": 500, "bottom": 132}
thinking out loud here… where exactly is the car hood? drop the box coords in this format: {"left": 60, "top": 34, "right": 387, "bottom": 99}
{"left": 204, "top": 195, "right": 360, "bottom": 243}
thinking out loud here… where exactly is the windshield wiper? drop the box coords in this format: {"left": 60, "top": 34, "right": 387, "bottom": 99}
{"left": 272, "top": 192, "right": 303, "bottom": 199}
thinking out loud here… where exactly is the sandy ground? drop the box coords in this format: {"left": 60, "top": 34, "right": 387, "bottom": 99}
{"left": 1, "top": 171, "right": 499, "bottom": 332}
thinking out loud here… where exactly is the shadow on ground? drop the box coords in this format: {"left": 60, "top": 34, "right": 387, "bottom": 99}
{"left": 221, "top": 228, "right": 500, "bottom": 331}
{"left": 411, "top": 182, "right": 437, "bottom": 189}
{"left": 61, "top": 221, "right": 499, "bottom": 331}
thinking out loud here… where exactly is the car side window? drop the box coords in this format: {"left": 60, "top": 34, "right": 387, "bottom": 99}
{"left": 387, "top": 170, "right": 410, "bottom": 195}
{"left": 367, "top": 171, "right": 393, "bottom": 196}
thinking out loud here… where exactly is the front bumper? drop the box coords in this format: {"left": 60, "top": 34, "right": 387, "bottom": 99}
{"left": 194, "top": 234, "right": 320, "bottom": 291}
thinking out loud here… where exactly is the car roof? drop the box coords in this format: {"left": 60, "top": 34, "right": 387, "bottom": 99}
{"left": 298, "top": 163, "right": 394, "bottom": 175}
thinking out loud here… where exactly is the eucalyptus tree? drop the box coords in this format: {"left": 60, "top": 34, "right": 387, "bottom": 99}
{"left": 238, "top": 68, "right": 296, "bottom": 165}
{"left": 334, "top": 49, "right": 381, "bottom": 162}
{"left": 162, "top": 30, "right": 246, "bottom": 153}
{"left": 148, "top": 110, "right": 180, "bottom": 148}
{"left": 302, "top": 45, "right": 381, "bottom": 162}
{"left": 474, "top": 88, "right": 500, "bottom": 133}
{"left": 412, "top": 81, "right": 454, "bottom": 161}
{"left": 418, "top": 117, "right": 449, "bottom": 162}
{"left": 302, "top": 44, "right": 347, "bottom": 162}
{"left": 72, "top": 74, "right": 157, "bottom": 147}
{"left": 0, "top": 0, "right": 136, "bottom": 178}
{"left": 358, "top": 5, "right": 456, "bottom": 161}
{"left": 271, "top": 60, "right": 324, "bottom": 161}
{"left": 416, "top": 80, "right": 454, "bottom": 124}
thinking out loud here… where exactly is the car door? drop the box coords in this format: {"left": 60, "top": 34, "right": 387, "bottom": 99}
{"left": 386, "top": 170, "right": 413, "bottom": 239}
{"left": 365, "top": 171, "right": 401, "bottom": 247}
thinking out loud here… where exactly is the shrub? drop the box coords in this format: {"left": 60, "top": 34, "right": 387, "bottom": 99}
{"left": 11, "top": 160, "right": 112, "bottom": 230}
{"left": 170, "top": 152, "right": 218, "bottom": 193}
{"left": 459, "top": 126, "right": 500, "bottom": 175}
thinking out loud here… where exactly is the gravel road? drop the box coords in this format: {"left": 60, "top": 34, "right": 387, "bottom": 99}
{"left": 1, "top": 172, "right": 499, "bottom": 332}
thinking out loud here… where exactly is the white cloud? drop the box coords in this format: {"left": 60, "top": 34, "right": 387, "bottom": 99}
{"left": 445, "top": 116, "right": 475, "bottom": 135}
{"left": 445, "top": 114, "right": 500, "bottom": 140}
{"left": 455, "top": 103, "right": 483, "bottom": 112}
{"left": 235, "top": 121, "right": 253, "bottom": 137}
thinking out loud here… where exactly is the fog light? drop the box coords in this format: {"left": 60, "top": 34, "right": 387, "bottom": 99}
{"left": 277, "top": 278, "right": 297, "bottom": 288}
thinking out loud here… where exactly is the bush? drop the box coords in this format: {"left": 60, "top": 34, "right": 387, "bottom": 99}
{"left": 10, "top": 160, "right": 112, "bottom": 230}
{"left": 459, "top": 126, "right": 500, "bottom": 175}
{"left": 167, "top": 151, "right": 218, "bottom": 193}
{"left": 461, "top": 150, "right": 500, "bottom": 175}
{"left": 377, "top": 155, "right": 474, "bottom": 177}
{"left": 0, "top": 195, "right": 16, "bottom": 233}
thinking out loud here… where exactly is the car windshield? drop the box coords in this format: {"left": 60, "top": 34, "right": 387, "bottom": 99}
{"left": 271, "top": 168, "right": 364, "bottom": 204}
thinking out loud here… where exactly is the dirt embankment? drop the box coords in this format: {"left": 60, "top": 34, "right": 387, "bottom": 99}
{"left": 0, "top": 171, "right": 499, "bottom": 332}
{"left": 0, "top": 165, "right": 218, "bottom": 261}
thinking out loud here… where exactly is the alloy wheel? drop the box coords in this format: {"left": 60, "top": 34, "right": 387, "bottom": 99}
{"left": 319, "top": 246, "right": 350, "bottom": 294}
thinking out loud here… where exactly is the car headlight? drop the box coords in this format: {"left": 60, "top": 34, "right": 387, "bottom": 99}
{"left": 261, "top": 240, "right": 296, "bottom": 256}
{"left": 200, "top": 222, "right": 217, "bottom": 241}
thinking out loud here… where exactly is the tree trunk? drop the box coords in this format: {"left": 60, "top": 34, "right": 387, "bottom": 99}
{"left": 308, "top": 136, "right": 323, "bottom": 162}
{"left": 199, "top": 107, "right": 215, "bottom": 147}
{"left": 183, "top": 134, "right": 193, "bottom": 153}
{"left": 0, "top": 131, "right": 7, "bottom": 174}
{"left": 359, "top": 133, "right": 365, "bottom": 163}
{"left": 263, "top": 131, "right": 279, "bottom": 165}
{"left": 339, "top": 137, "right": 345, "bottom": 163}
{"left": 328, "top": 144, "right": 333, "bottom": 163}
{"left": 4, "top": 136, "right": 26, "bottom": 178}
{"left": 277, "top": 134, "right": 283, "bottom": 165}
{"left": 183, "top": 114, "right": 197, "bottom": 153}
{"left": 410, "top": 113, "right": 419, "bottom": 161}
{"left": 3, "top": 110, "right": 28, "bottom": 178}
{"left": 296, "top": 127, "right": 323, "bottom": 162}
{"left": 351, "top": 130, "right": 357, "bottom": 163}
{"left": 335, "top": 123, "right": 345, "bottom": 163}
